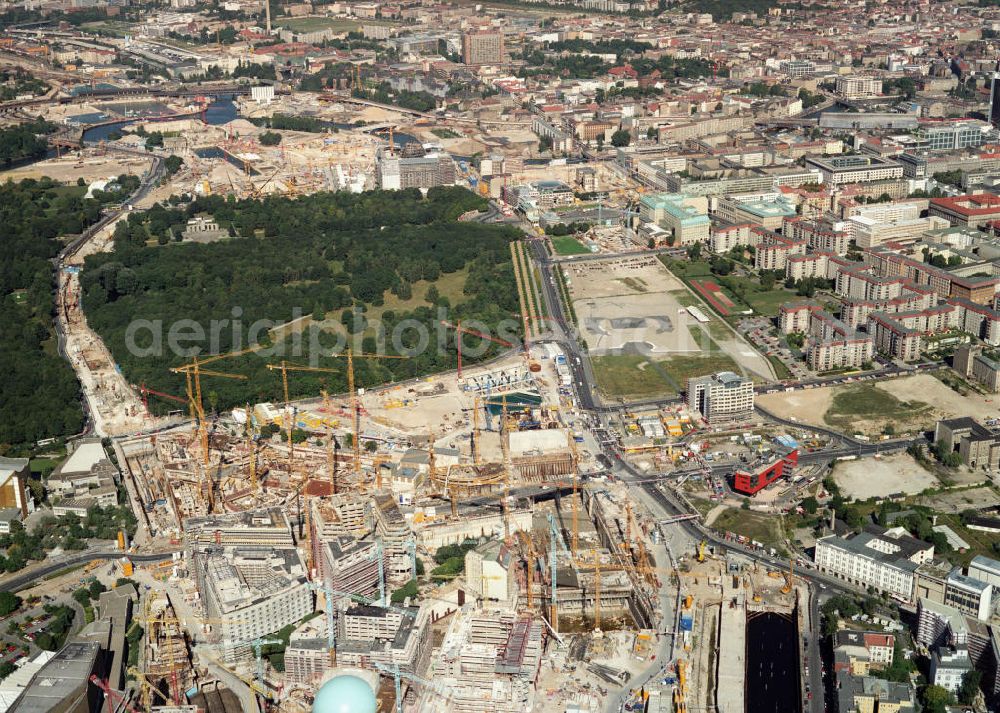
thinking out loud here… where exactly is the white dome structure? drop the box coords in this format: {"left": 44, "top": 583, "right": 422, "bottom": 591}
{"left": 312, "top": 674, "right": 377, "bottom": 713}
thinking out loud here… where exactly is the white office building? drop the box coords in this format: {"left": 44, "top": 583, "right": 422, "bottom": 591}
{"left": 814, "top": 527, "right": 934, "bottom": 601}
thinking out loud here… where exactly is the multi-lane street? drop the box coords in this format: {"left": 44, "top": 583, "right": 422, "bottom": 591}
{"left": 520, "top": 224, "right": 883, "bottom": 713}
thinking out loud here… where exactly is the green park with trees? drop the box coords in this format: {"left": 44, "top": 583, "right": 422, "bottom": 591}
{"left": 80, "top": 187, "right": 522, "bottom": 412}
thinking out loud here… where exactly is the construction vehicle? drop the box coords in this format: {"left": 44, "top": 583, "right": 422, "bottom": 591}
{"left": 781, "top": 558, "right": 794, "bottom": 594}
{"left": 696, "top": 540, "right": 706, "bottom": 563}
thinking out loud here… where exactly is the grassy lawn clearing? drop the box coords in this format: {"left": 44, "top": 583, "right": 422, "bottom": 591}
{"left": 591, "top": 354, "right": 678, "bottom": 399}
{"left": 660, "top": 353, "right": 740, "bottom": 387}
{"left": 712, "top": 508, "right": 786, "bottom": 550}
{"left": 551, "top": 236, "right": 591, "bottom": 255}
{"left": 823, "top": 384, "right": 931, "bottom": 431}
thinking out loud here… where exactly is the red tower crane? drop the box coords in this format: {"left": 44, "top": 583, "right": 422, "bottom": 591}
{"left": 440, "top": 320, "right": 514, "bottom": 379}
{"left": 89, "top": 675, "right": 142, "bottom": 713}
{"left": 137, "top": 382, "right": 188, "bottom": 415}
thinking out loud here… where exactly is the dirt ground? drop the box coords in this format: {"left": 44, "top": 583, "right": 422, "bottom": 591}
{"left": 832, "top": 453, "right": 941, "bottom": 500}
{"left": 759, "top": 373, "right": 1000, "bottom": 436}
{"left": 877, "top": 373, "right": 1000, "bottom": 421}
{"left": 0, "top": 152, "right": 152, "bottom": 183}
{"left": 569, "top": 256, "right": 774, "bottom": 379}
{"left": 913, "top": 484, "right": 1000, "bottom": 513}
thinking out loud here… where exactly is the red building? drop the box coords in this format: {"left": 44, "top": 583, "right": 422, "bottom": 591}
{"left": 732, "top": 449, "right": 799, "bottom": 496}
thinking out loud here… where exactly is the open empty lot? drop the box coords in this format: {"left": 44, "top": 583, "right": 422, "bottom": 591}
{"left": 568, "top": 257, "right": 774, "bottom": 399}
{"left": 913, "top": 485, "right": 1000, "bottom": 514}
{"left": 833, "top": 453, "right": 941, "bottom": 500}
{"left": 758, "top": 373, "right": 996, "bottom": 436}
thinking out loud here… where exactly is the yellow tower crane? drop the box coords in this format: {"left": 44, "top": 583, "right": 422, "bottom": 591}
{"left": 244, "top": 403, "right": 258, "bottom": 491}
{"left": 170, "top": 345, "right": 264, "bottom": 464}
{"left": 325, "top": 349, "right": 408, "bottom": 477}
{"left": 567, "top": 430, "right": 581, "bottom": 556}
{"left": 265, "top": 361, "right": 339, "bottom": 473}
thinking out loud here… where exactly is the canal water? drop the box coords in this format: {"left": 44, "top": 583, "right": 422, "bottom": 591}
{"left": 745, "top": 611, "right": 801, "bottom": 713}
{"left": 80, "top": 97, "right": 239, "bottom": 144}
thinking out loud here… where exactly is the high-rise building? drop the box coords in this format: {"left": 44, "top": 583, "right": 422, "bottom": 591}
{"left": 686, "top": 372, "right": 754, "bottom": 424}
{"left": 461, "top": 30, "right": 504, "bottom": 65}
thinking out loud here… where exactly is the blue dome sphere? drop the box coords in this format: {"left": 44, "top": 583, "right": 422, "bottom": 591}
{"left": 312, "top": 675, "right": 377, "bottom": 713}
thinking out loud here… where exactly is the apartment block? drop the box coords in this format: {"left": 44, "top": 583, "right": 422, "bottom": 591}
{"left": 783, "top": 217, "right": 850, "bottom": 255}
{"left": 194, "top": 546, "right": 312, "bottom": 662}
{"left": 709, "top": 223, "right": 756, "bottom": 253}
{"left": 917, "top": 598, "right": 969, "bottom": 649}
{"left": 835, "top": 75, "right": 882, "bottom": 99}
{"left": 864, "top": 246, "right": 999, "bottom": 304}
{"left": 949, "top": 298, "right": 1000, "bottom": 346}
{"left": 462, "top": 30, "right": 504, "bottom": 65}
{"left": 808, "top": 335, "right": 874, "bottom": 371}
{"left": 814, "top": 526, "right": 935, "bottom": 601}
{"left": 753, "top": 227, "right": 807, "bottom": 271}
{"left": 779, "top": 303, "right": 818, "bottom": 334}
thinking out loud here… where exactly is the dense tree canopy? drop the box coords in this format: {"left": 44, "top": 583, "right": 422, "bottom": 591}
{"left": 81, "top": 187, "right": 522, "bottom": 412}
{"left": 0, "top": 177, "right": 136, "bottom": 452}
{"left": 0, "top": 118, "right": 56, "bottom": 166}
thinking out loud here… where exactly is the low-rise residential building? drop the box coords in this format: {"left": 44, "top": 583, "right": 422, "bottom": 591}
{"left": 833, "top": 631, "right": 896, "bottom": 676}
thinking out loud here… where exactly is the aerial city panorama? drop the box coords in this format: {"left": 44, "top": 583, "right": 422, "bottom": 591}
{"left": 2, "top": 0, "right": 1000, "bottom": 711}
